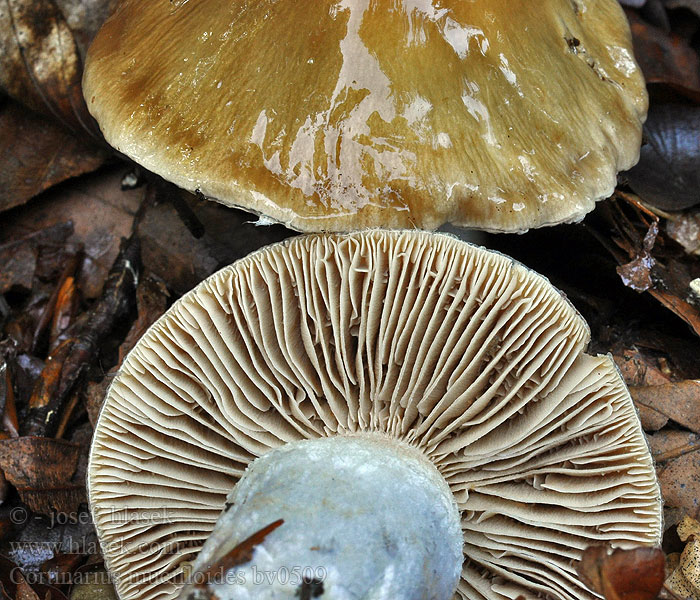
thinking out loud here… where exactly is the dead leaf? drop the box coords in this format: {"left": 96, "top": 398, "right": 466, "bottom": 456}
{"left": 598, "top": 198, "right": 700, "bottom": 337}
{"left": 627, "top": 10, "right": 700, "bottom": 99}
{"left": 0, "top": 101, "right": 106, "bottom": 213}
{"left": 4, "top": 290, "right": 51, "bottom": 356}
{"left": 626, "top": 105, "right": 700, "bottom": 211}
{"left": 85, "top": 271, "right": 170, "bottom": 426}
{"left": 0, "top": 0, "right": 99, "bottom": 137}
{"left": 15, "top": 572, "right": 41, "bottom": 600}
{"left": 577, "top": 545, "right": 665, "bottom": 600}
{"left": 117, "top": 272, "right": 169, "bottom": 363}
{"left": 0, "top": 437, "right": 85, "bottom": 514}
{"left": 630, "top": 380, "right": 700, "bottom": 433}
{"left": 138, "top": 189, "right": 292, "bottom": 295}
{"left": 49, "top": 276, "right": 79, "bottom": 353}
{"left": 194, "top": 519, "right": 284, "bottom": 582}
{"left": 40, "top": 552, "right": 85, "bottom": 588}
{"left": 1, "top": 359, "right": 19, "bottom": 438}
{"left": 650, "top": 430, "right": 700, "bottom": 518}
{"left": 613, "top": 347, "right": 673, "bottom": 387}
{"left": 1, "top": 168, "right": 144, "bottom": 299}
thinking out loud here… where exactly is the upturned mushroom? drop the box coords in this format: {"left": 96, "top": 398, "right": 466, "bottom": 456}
{"left": 83, "top": 0, "right": 647, "bottom": 232}
{"left": 89, "top": 231, "right": 662, "bottom": 600}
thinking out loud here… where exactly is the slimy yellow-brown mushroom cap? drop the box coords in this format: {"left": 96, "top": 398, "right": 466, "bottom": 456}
{"left": 83, "top": 0, "right": 647, "bottom": 232}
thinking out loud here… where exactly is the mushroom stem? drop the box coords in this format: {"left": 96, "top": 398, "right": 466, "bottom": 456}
{"left": 181, "top": 434, "right": 463, "bottom": 600}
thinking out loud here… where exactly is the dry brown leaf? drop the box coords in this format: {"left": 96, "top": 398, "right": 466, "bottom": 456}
{"left": 85, "top": 271, "right": 169, "bottom": 425}
{"left": 577, "top": 545, "right": 665, "bottom": 600}
{"left": 0, "top": 101, "right": 106, "bottom": 213}
{"left": 1, "top": 168, "right": 144, "bottom": 299}
{"left": 0, "top": 244, "right": 35, "bottom": 295}
{"left": 614, "top": 348, "right": 672, "bottom": 386}
{"left": 650, "top": 430, "right": 700, "bottom": 518}
{"left": 630, "top": 380, "right": 700, "bottom": 433}
{"left": 649, "top": 288, "right": 700, "bottom": 338}
{"left": 0, "top": 0, "right": 99, "bottom": 137}
{"left": 0, "top": 437, "right": 85, "bottom": 514}
{"left": 138, "top": 189, "right": 291, "bottom": 295}
{"left": 627, "top": 9, "right": 700, "bottom": 100}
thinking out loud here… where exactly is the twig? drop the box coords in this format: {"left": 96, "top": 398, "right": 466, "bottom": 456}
{"left": 23, "top": 234, "right": 140, "bottom": 437}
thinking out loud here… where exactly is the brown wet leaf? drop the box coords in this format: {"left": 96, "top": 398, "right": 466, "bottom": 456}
{"left": 84, "top": 270, "right": 169, "bottom": 425}
{"left": 0, "top": 0, "right": 99, "bottom": 137}
{"left": 650, "top": 430, "right": 700, "bottom": 518}
{"left": 0, "top": 437, "right": 85, "bottom": 515}
{"left": 138, "top": 188, "right": 292, "bottom": 295}
{"left": 577, "top": 545, "right": 665, "bottom": 600}
{"left": 630, "top": 380, "right": 700, "bottom": 433}
{"left": 0, "top": 101, "right": 106, "bottom": 213}
{"left": 1, "top": 360, "right": 19, "bottom": 438}
{"left": 650, "top": 289, "right": 700, "bottom": 338}
{"left": 33, "top": 251, "right": 82, "bottom": 356}
{"left": 15, "top": 572, "right": 41, "bottom": 600}
{"left": 613, "top": 347, "right": 673, "bottom": 387}
{"left": 1, "top": 168, "right": 144, "bottom": 299}
{"left": 627, "top": 10, "right": 700, "bottom": 99}
{"left": 0, "top": 244, "right": 35, "bottom": 296}
{"left": 626, "top": 105, "right": 700, "bottom": 211}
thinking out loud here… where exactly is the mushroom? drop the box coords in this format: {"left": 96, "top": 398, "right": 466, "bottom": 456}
{"left": 83, "top": 0, "right": 647, "bottom": 233}
{"left": 88, "top": 230, "right": 662, "bottom": 600}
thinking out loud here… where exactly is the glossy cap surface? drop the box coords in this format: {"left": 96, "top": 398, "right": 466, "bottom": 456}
{"left": 84, "top": 0, "right": 647, "bottom": 232}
